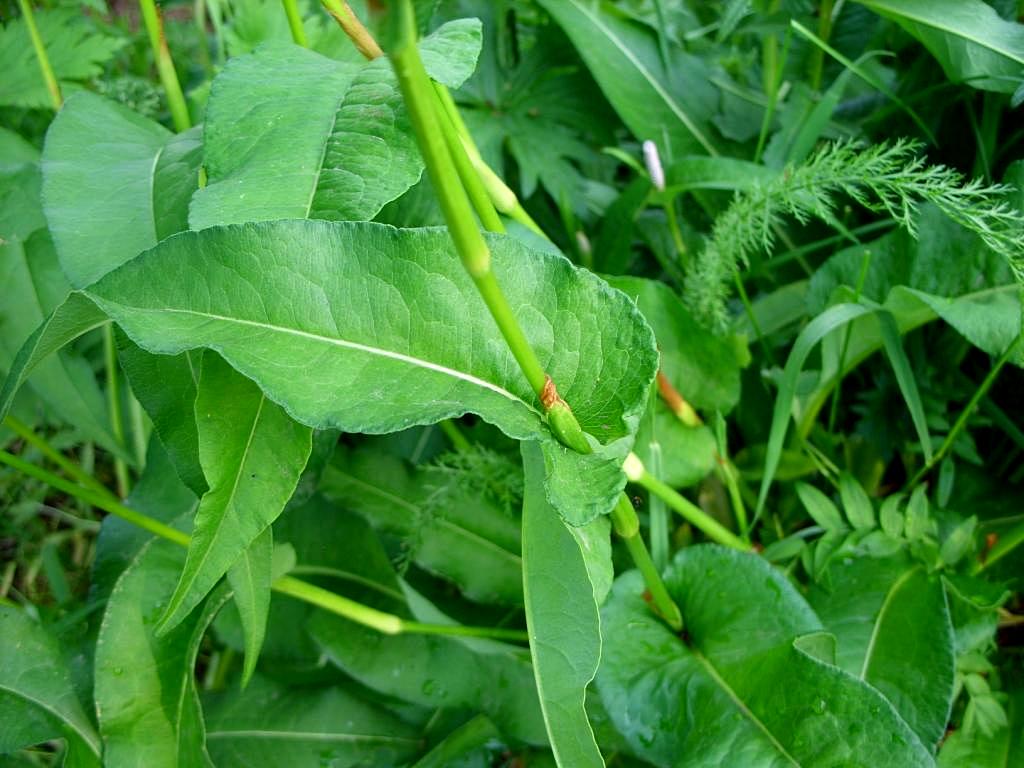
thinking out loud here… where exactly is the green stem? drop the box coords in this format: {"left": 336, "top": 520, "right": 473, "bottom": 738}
{"left": 438, "top": 419, "right": 471, "bottom": 452}
{"left": 625, "top": 453, "right": 749, "bottom": 550}
{"left": 320, "top": 0, "right": 382, "bottom": 58}
{"left": 809, "top": 0, "right": 835, "bottom": 91}
{"left": 664, "top": 197, "right": 688, "bottom": 269}
{"left": 907, "top": 342, "right": 1015, "bottom": 490}
{"left": 3, "top": 416, "right": 113, "bottom": 500}
{"left": 611, "top": 495, "right": 682, "bottom": 631}
{"left": 280, "top": 0, "right": 308, "bottom": 47}
{"left": 0, "top": 448, "right": 523, "bottom": 642}
{"left": 138, "top": 0, "right": 191, "bottom": 132}
{"left": 18, "top": 0, "right": 62, "bottom": 110}
{"left": 104, "top": 325, "right": 130, "bottom": 498}
{"left": 128, "top": 393, "right": 148, "bottom": 469}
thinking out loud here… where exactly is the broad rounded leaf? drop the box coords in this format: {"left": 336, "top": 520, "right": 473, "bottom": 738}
{"left": 598, "top": 545, "right": 933, "bottom": 767}
{"left": 81, "top": 220, "right": 657, "bottom": 524}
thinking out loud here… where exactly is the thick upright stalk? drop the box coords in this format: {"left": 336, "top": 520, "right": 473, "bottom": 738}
{"left": 280, "top": 0, "right": 308, "bottom": 47}
{"left": 611, "top": 495, "right": 682, "bottom": 630}
{"left": 18, "top": 0, "right": 62, "bottom": 110}
{"left": 138, "top": 0, "right": 191, "bottom": 132}
{"left": 320, "top": 0, "right": 382, "bottom": 58}
{"left": 390, "top": 0, "right": 588, "bottom": 453}
{"left": 0, "top": 449, "right": 523, "bottom": 642}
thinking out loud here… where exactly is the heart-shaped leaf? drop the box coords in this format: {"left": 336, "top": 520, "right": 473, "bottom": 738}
{"left": 598, "top": 545, "right": 934, "bottom": 767}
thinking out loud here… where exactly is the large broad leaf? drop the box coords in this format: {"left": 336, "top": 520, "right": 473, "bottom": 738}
{"left": 0, "top": 606, "right": 101, "bottom": 766}
{"left": 521, "top": 442, "right": 604, "bottom": 767}
{"left": 158, "top": 353, "right": 312, "bottom": 632}
{"left": 537, "top": 0, "right": 718, "bottom": 158}
{"left": 1, "top": 221, "right": 657, "bottom": 525}
{"left": 42, "top": 91, "right": 203, "bottom": 288}
{"left": 597, "top": 545, "right": 933, "bottom": 767}
{"left": 94, "top": 538, "right": 231, "bottom": 767}
{"left": 321, "top": 447, "right": 522, "bottom": 604}
{"left": 202, "top": 675, "right": 421, "bottom": 767}
{"left": 190, "top": 19, "right": 481, "bottom": 230}
{"left": 854, "top": 0, "right": 1024, "bottom": 93}
{"left": 808, "top": 555, "right": 956, "bottom": 751}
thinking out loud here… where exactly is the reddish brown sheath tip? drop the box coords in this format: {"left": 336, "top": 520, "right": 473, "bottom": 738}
{"left": 541, "top": 374, "right": 560, "bottom": 410}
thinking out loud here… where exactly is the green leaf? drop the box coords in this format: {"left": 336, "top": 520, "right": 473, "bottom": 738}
{"left": 597, "top": 545, "right": 934, "bottom": 767}
{"left": 840, "top": 472, "right": 876, "bottom": 530}
{"left": 796, "top": 482, "right": 847, "bottom": 532}
{"left": 190, "top": 20, "right": 481, "bottom": 229}
{"left": 226, "top": 527, "right": 274, "bottom": 688}
{"left": 116, "top": 338, "right": 206, "bottom": 496}
{"left": 938, "top": 688, "right": 1024, "bottom": 766}
{"left": 538, "top": 0, "right": 718, "bottom": 157}
{"left": 665, "top": 156, "right": 777, "bottom": 196}
{"left": 42, "top": 92, "right": 202, "bottom": 288}
{"left": 158, "top": 353, "right": 313, "bottom": 633}
{"left": 0, "top": 230, "right": 125, "bottom": 459}
{"left": 0, "top": 9, "right": 124, "bottom": 110}
{"left": 854, "top": 0, "right": 1024, "bottom": 93}
{"left": 321, "top": 448, "right": 523, "bottom": 605}
{"left": 202, "top": 675, "right": 421, "bottom": 767}
{"left": 809, "top": 555, "right": 956, "bottom": 750}
{"left": 95, "top": 538, "right": 232, "bottom": 767}
{"left": 0, "top": 606, "right": 101, "bottom": 765}
{"left": 521, "top": 442, "right": 604, "bottom": 767}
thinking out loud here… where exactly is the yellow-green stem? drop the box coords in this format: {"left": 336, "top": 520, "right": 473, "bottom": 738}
{"left": 103, "top": 325, "right": 130, "bottom": 498}
{"left": 320, "top": 0, "right": 382, "bottom": 58}
{"left": 138, "top": 0, "right": 191, "bottom": 132}
{"left": 3, "top": 416, "right": 113, "bottom": 500}
{"left": 0, "top": 448, "right": 524, "bottom": 642}
{"left": 280, "top": 0, "right": 308, "bottom": 46}
{"left": 611, "top": 494, "right": 682, "bottom": 631}
{"left": 625, "top": 453, "right": 750, "bottom": 550}
{"left": 18, "top": 0, "right": 62, "bottom": 110}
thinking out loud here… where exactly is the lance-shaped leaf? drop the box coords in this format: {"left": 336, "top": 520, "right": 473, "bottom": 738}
{"left": 95, "top": 538, "right": 232, "bottom": 768}
{"left": 0, "top": 606, "right": 101, "bottom": 765}
{"left": 158, "top": 353, "right": 313, "bottom": 633}
{"left": 853, "top": 0, "right": 1024, "bottom": 94}
{"left": 321, "top": 447, "right": 523, "bottom": 604}
{"left": 225, "top": 528, "right": 274, "bottom": 688}
{"left": 0, "top": 221, "right": 657, "bottom": 525}
{"left": 190, "top": 19, "right": 481, "bottom": 230}
{"left": 597, "top": 545, "right": 933, "bottom": 767}
{"left": 808, "top": 555, "right": 956, "bottom": 751}
{"left": 537, "top": 0, "right": 718, "bottom": 158}
{"left": 202, "top": 675, "right": 421, "bottom": 767}
{"left": 521, "top": 442, "right": 604, "bottom": 767}
{"left": 42, "top": 91, "right": 202, "bottom": 288}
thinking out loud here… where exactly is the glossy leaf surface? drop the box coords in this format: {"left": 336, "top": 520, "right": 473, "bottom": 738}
{"left": 597, "top": 546, "right": 933, "bottom": 767}
{"left": 521, "top": 442, "right": 604, "bottom": 767}
{"left": 809, "top": 555, "right": 956, "bottom": 750}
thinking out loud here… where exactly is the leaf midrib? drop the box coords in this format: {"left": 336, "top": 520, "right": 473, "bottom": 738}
{"left": 859, "top": 565, "right": 920, "bottom": 680}
{"left": 129, "top": 306, "right": 529, "bottom": 409}
{"left": 0, "top": 683, "right": 101, "bottom": 756}
{"left": 860, "top": 0, "right": 1024, "bottom": 66}
{"left": 567, "top": 0, "right": 718, "bottom": 156}
{"left": 206, "top": 729, "right": 419, "bottom": 744}
{"left": 691, "top": 648, "right": 802, "bottom": 766}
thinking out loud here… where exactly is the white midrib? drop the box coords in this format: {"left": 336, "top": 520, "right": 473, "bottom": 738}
{"left": 0, "top": 683, "right": 101, "bottom": 756}
{"left": 859, "top": 566, "right": 920, "bottom": 680}
{"left": 206, "top": 729, "right": 419, "bottom": 744}
{"left": 692, "top": 649, "right": 802, "bottom": 766}
{"left": 151, "top": 307, "right": 526, "bottom": 405}
{"left": 568, "top": 0, "right": 718, "bottom": 156}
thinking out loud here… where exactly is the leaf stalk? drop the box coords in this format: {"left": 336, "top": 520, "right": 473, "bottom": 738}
{"left": 138, "top": 0, "right": 192, "bottom": 132}
{"left": 18, "top": 0, "right": 62, "bottom": 110}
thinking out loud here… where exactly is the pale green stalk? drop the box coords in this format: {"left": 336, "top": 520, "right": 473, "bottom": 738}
{"left": 320, "top": 0, "right": 382, "bottom": 58}
{"left": 4, "top": 416, "right": 112, "bottom": 499}
{"left": 0, "top": 449, "right": 524, "bottom": 642}
{"left": 624, "top": 453, "right": 750, "bottom": 551}
{"left": 138, "top": 0, "right": 191, "bottom": 132}
{"left": 611, "top": 495, "right": 682, "bottom": 631}
{"left": 280, "top": 0, "right": 308, "bottom": 46}
{"left": 18, "top": 0, "right": 61, "bottom": 110}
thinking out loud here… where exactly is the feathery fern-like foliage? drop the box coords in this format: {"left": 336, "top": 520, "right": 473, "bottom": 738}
{"left": 685, "top": 140, "right": 1024, "bottom": 330}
